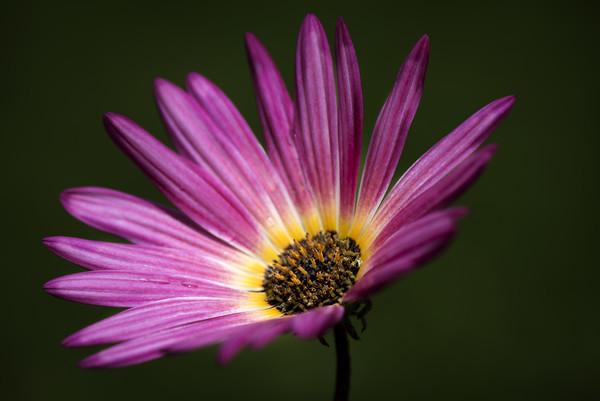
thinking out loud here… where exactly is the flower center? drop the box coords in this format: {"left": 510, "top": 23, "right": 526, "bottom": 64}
{"left": 263, "top": 231, "right": 361, "bottom": 315}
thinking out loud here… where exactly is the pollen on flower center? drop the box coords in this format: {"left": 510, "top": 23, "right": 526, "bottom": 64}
{"left": 263, "top": 231, "right": 361, "bottom": 315}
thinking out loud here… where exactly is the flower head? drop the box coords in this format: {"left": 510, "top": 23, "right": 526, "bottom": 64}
{"left": 44, "top": 14, "right": 514, "bottom": 369}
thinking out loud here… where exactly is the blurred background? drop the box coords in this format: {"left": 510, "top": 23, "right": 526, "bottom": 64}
{"left": 2, "top": 0, "right": 598, "bottom": 399}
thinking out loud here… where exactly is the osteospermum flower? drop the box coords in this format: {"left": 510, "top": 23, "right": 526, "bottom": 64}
{"left": 45, "top": 14, "right": 514, "bottom": 374}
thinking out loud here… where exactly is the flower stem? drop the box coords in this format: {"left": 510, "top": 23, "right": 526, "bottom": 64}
{"left": 333, "top": 322, "right": 350, "bottom": 401}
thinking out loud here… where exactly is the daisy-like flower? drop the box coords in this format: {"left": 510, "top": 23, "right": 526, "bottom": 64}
{"left": 45, "top": 13, "right": 514, "bottom": 376}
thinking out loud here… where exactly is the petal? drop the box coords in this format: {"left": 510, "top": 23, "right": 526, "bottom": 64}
{"left": 80, "top": 310, "right": 271, "bottom": 369}
{"left": 185, "top": 73, "right": 262, "bottom": 165}
{"left": 343, "top": 209, "right": 464, "bottom": 302}
{"left": 349, "top": 35, "right": 429, "bottom": 239}
{"left": 43, "top": 237, "right": 263, "bottom": 286}
{"left": 43, "top": 270, "right": 249, "bottom": 307}
{"left": 245, "top": 32, "right": 318, "bottom": 229}
{"left": 217, "top": 304, "right": 344, "bottom": 363}
{"left": 217, "top": 317, "right": 289, "bottom": 364}
{"left": 186, "top": 72, "right": 304, "bottom": 240}
{"left": 361, "top": 145, "right": 497, "bottom": 254}
{"left": 293, "top": 14, "right": 339, "bottom": 232}
{"left": 63, "top": 297, "right": 266, "bottom": 347}
{"left": 335, "top": 17, "right": 363, "bottom": 236}
{"left": 153, "top": 80, "right": 299, "bottom": 250}
{"left": 103, "top": 113, "right": 274, "bottom": 260}
{"left": 290, "top": 304, "right": 345, "bottom": 339}
{"left": 60, "top": 187, "right": 237, "bottom": 255}
{"left": 371, "top": 96, "right": 515, "bottom": 235}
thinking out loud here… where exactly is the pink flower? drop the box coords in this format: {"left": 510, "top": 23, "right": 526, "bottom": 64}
{"left": 45, "top": 14, "right": 514, "bottom": 369}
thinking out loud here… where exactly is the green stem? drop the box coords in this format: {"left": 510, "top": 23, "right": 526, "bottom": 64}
{"left": 333, "top": 322, "right": 350, "bottom": 401}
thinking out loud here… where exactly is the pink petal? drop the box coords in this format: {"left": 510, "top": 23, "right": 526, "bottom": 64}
{"left": 44, "top": 270, "right": 247, "bottom": 307}
{"left": 335, "top": 17, "right": 363, "bottom": 234}
{"left": 351, "top": 35, "right": 429, "bottom": 237}
{"left": 245, "top": 32, "right": 316, "bottom": 219}
{"left": 61, "top": 187, "right": 218, "bottom": 251}
{"left": 344, "top": 209, "right": 464, "bottom": 302}
{"left": 186, "top": 73, "right": 306, "bottom": 239}
{"left": 293, "top": 14, "right": 339, "bottom": 230}
{"left": 64, "top": 297, "right": 258, "bottom": 347}
{"left": 80, "top": 311, "right": 267, "bottom": 369}
{"left": 363, "top": 144, "right": 497, "bottom": 254}
{"left": 217, "top": 317, "right": 290, "bottom": 364}
{"left": 217, "top": 304, "right": 344, "bottom": 363}
{"left": 373, "top": 96, "right": 515, "bottom": 233}
{"left": 290, "top": 304, "right": 345, "bottom": 339}
{"left": 185, "top": 73, "right": 263, "bottom": 167}
{"left": 153, "top": 79, "right": 299, "bottom": 247}
{"left": 44, "top": 237, "right": 260, "bottom": 283}
{"left": 103, "top": 112, "right": 269, "bottom": 256}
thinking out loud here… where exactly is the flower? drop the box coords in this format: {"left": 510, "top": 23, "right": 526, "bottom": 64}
{"left": 44, "top": 14, "right": 514, "bottom": 369}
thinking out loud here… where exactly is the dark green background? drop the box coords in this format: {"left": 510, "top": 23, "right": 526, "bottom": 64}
{"left": 3, "top": 0, "right": 598, "bottom": 399}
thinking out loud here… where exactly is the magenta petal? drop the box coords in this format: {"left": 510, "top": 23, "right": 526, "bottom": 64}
{"left": 293, "top": 14, "right": 339, "bottom": 228}
{"left": 365, "top": 145, "right": 497, "bottom": 254}
{"left": 44, "top": 270, "right": 246, "bottom": 307}
{"left": 244, "top": 32, "right": 292, "bottom": 179}
{"left": 291, "top": 304, "right": 344, "bottom": 339}
{"left": 163, "top": 313, "right": 277, "bottom": 356}
{"left": 375, "top": 96, "right": 515, "bottom": 227}
{"left": 217, "top": 318, "right": 290, "bottom": 364}
{"left": 185, "top": 73, "right": 305, "bottom": 237}
{"left": 218, "top": 304, "right": 343, "bottom": 363}
{"left": 154, "top": 78, "right": 262, "bottom": 199}
{"left": 185, "top": 73, "right": 261, "bottom": 162}
{"left": 43, "top": 237, "right": 258, "bottom": 283}
{"left": 59, "top": 187, "right": 252, "bottom": 263}
{"left": 344, "top": 209, "right": 464, "bottom": 302}
{"left": 60, "top": 187, "right": 218, "bottom": 251}
{"left": 353, "top": 35, "right": 429, "bottom": 234}
{"left": 154, "top": 77, "right": 228, "bottom": 170}
{"left": 335, "top": 17, "right": 363, "bottom": 231}
{"left": 63, "top": 297, "right": 253, "bottom": 347}
{"left": 184, "top": 73, "right": 285, "bottom": 198}
{"left": 103, "top": 112, "right": 266, "bottom": 255}
{"left": 245, "top": 32, "right": 315, "bottom": 216}
{"left": 80, "top": 311, "right": 266, "bottom": 369}
{"left": 185, "top": 73, "right": 288, "bottom": 201}
{"left": 154, "top": 78, "right": 300, "bottom": 245}
{"left": 365, "top": 209, "right": 465, "bottom": 269}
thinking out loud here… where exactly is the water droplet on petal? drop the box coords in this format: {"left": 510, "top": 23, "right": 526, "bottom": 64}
{"left": 182, "top": 282, "right": 198, "bottom": 289}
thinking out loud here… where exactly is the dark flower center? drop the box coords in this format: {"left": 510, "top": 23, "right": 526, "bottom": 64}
{"left": 263, "top": 231, "right": 361, "bottom": 315}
